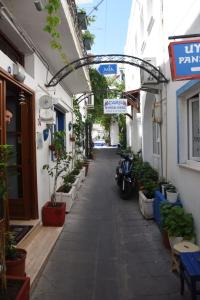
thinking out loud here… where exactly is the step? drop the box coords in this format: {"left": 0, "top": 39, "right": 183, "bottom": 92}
{"left": 24, "top": 225, "right": 63, "bottom": 288}
{"left": 10, "top": 219, "right": 63, "bottom": 289}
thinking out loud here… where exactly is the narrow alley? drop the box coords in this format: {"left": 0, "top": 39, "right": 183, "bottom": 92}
{"left": 31, "top": 149, "right": 190, "bottom": 300}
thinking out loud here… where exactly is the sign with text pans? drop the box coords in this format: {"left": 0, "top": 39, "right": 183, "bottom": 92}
{"left": 169, "top": 39, "right": 200, "bottom": 80}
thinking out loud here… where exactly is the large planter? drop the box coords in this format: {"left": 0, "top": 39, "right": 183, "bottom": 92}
{"left": 139, "top": 190, "right": 154, "bottom": 219}
{"left": 56, "top": 185, "right": 76, "bottom": 212}
{"left": 0, "top": 276, "right": 30, "bottom": 300}
{"left": 72, "top": 176, "right": 81, "bottom": 191}
{"left": 78, "top": 12, "right": 87, "bottom": 30}
{"left": 6, "top": 248, "right": 27, "bottom": 277}
{"left": 83, "top": 161, "right": 89, "bottom": 176}
{"left": 42, "top": 201, "right": 66, "bottom": 227}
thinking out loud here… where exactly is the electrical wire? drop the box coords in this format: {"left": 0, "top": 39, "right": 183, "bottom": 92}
{"left": 87, "top": 0, "right": 105, "bottom": 17}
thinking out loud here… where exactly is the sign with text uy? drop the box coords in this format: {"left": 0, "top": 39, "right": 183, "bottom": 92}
{"left": 169, "top": 39, "right": 200, "bottom": 80}
{"left": 98, "top": 64, "right": 117, "bottom": 75}
{"left": 104, "top": 99, "right": 127, "bottom": 114}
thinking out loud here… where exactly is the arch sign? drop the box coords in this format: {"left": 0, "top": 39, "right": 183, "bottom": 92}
{"left": 169, "top": 39, "right": 200, "bottom": 80}
{"left": 45, "top": 54, "right": 168, "bottom": 88}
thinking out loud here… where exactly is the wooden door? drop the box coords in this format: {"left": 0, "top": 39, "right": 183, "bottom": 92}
{"left": 0, "top": 77, "right": 38, "bottom": 219}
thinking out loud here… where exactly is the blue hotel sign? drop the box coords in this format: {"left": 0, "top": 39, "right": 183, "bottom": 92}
{"left": 98, "top": 64, "right": 117, "bottom": 75}
{"left": 169, "top": 39, "right": 200, "bottom": 81}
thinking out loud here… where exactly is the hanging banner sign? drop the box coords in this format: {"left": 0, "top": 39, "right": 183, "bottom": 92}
{"left": 104, "top": 99, "right": 127, "bottom": 114}
{"left": 169, "top": 39, "right": 200, "bottom": 80}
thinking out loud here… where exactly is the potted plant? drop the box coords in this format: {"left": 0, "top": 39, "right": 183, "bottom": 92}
{"left": 56, "top": 176, "right": 76, "bottom": 213}
{"left": 139, "top": 180, "right": 158, "bottom": 219}
{"left": 82, "top": 30, "right": 95, "bottom": 50}
{"left": 42, "top": 131, "right": 72, "bottom": 226}
{"left": 161, "top": 202, "right": 195, "bottom": 249}
{"left": 77, "top": 8, "right": 87, "bottom": 30}
{"left": 0, "top": 145, "right": 30, "bottom": 298}
{"left": 165, "top": 183, "right": 178, "bottom": 203}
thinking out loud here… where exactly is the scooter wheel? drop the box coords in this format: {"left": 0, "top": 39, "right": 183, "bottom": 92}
{"left": 120, "top": 181, "right": 132, "bottom": 200}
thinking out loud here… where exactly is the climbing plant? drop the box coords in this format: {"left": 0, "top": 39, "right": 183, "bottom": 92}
{"left": 89, "top": 68, "right": 127, "bottom": 146}
{"left": 73, "top": 98, "right": 85, "bottom": 148}
{"left": 43, "top": 0, "right": 70, "bottom": 64}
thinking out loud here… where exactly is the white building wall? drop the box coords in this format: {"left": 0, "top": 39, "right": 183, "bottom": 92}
{"left": 125, "top": 0, "right": 200, "bottom": 242}
{"left": 0, "top": 49, "right": 74, "bottom": 219}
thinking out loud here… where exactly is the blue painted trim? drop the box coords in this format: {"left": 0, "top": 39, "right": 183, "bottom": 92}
{"left": 176, "top": 79, "right": 200, "bottom": 97}
{"left": 176, "top": 95, "right": 180, "bottom": 163}
{"left": 176, "top": 80, "right": 200, "bottom": 164}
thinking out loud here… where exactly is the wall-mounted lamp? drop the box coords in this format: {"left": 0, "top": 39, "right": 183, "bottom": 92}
{"left": 13, "top": 62, "right": 25, "bottom": 82}
{"left": 68, "top": 121, "right": 73, "bottom": 131}
{"left": 34, "top": 1, "right": 44, "bottom": 11}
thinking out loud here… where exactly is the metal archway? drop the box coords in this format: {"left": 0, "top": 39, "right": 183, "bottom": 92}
{"left": 76, "top": 88, "right": 123, "bottom": 104}
{"left": 45, "top": 54, "right": 168, "bottom": 87}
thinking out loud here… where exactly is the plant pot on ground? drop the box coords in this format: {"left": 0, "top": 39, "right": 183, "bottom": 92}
{"left": 160, "top": 202, "right": 195, "bottom": 249}
{"left": 0, "top": 276, "right": 30, "bottom": 300}
{"left": 56, "top": 181, "right": 76, "bottom": 213}
{"left": 165, "top": 183, "right": 178, "bottom": 203}
{"left": 139, "top": 181, "right": 158, "bottom": 219}
{"left": 0, "top": 145, "right": 28, "bottom": 292}
{"left": 5, "top": 232, "right": 27, "bottom": 277}
{"left": 42, "top": 131, "right": 72, "bottom": 226}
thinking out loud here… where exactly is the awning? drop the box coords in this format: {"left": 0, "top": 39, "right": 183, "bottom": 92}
{"left": 123, "top": 89, "right": 140, "bottom": 112}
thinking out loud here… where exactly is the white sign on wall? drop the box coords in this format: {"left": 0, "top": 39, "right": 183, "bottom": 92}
{"left": 104, "top": 99, "right": 127, "bottom": 114}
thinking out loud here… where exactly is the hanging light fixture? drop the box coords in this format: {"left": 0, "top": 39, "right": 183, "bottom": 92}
{"left": 34, "top": 1, "right": 44, "bottom": 11}
{"left": 18, "top": 90, "right": 26, "bottom": 105}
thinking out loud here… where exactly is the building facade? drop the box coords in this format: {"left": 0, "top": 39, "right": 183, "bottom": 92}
{"left": 124, "top": 0, "right": 200, "bottom": 242}
{"left": 0, "top": 0, "right": 90, "bottom": 221}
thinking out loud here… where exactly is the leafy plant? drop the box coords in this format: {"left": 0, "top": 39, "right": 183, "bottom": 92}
{"left": 43, "top": 131, "right": 72, "bottom": 206}
{"left": 165, "top": 183, "right": 177, "bottom": 193}
{"left": 160, "top": 203, "right": 195, "bottom": 240}
{"left": 63, "top": 173, "right": 76, "bottom": 185}
{"left": 82, "top": 30, "right": 95, "bottom": 44}
{"left": 43, "top": 0, "right": 70, "bottom": 64}
{"left": 142, "top": 181, "right": 158, "bottom": 199}
{"left": 0, "top": 145, "right": 15, "bottom": 290}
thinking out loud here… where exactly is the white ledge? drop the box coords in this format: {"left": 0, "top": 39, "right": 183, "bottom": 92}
{"left": 178, "top": 163, "right": 200, "bottom": 173}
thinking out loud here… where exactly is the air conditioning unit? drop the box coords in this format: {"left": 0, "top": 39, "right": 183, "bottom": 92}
{"left": 40, "top": 109, "right": 56, "bottom": 124}
{"left": 140, "top": 57, "right": 158, "bottom": 86}
{"left": 39, "top": 95, "right": 53, "bottom": 109}
{"left": 86, "top": 95, "right": 94, "bottom": 109}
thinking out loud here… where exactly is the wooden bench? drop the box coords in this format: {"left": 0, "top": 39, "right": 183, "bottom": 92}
{"left": 180, "top": 251, "right": 200, "bottom": 300}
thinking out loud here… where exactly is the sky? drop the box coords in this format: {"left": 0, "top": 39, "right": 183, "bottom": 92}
{"left": 76, "top": 0, "right": 132, "bottom": 55}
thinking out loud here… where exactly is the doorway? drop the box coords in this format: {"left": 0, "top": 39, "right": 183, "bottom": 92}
{"left": 0, "top": 76, "right": 38, "bottom": 220}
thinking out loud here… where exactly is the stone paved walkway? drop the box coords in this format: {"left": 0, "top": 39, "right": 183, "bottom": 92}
{"left": 31, "top": 149, "right": 190, "bottom": 300}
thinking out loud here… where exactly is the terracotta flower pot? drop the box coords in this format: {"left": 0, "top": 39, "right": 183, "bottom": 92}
{"left": 0, "top": 276, "right": 30, "bottom": 300}
{"left": 83, "top": 161, "right": 89, "bottom": 176}
{"left": 6, "top": 248, "right": 27, "bottom": 277}
{"left": 42, "top": 201, "right": 66, "bottom": 227}
{"left": 162, "top": 229, "right": 171, "bottom": 250}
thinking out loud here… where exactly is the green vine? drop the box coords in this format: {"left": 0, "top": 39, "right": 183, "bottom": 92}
{"left": 73, "top": 99, "right": 85, "bottom": 147}
{"left": 43, "top": 0, "right": 69, "bottom": 64}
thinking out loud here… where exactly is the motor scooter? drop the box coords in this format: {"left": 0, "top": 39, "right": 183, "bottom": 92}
{"left": 115, "top": 153, "right": 135, "bottom": 199}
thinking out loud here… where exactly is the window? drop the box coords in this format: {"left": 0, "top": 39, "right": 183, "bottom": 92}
{"left": 188, "top": 96, "right": 200, "bottom": 161}
{"left": 177, "top": 81, "right": 200, "bottom": 167}
{"left": 51, "top": 107, "right": 66, "bottom": 160}
{"left": 0, "top": 31, "right": 24, "bottom": 66}
{"left": 55, "top": 108, "right": 65, "bottom": 132}
{"left": 152, "top": 122, "right": 160, "bottom": 155}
